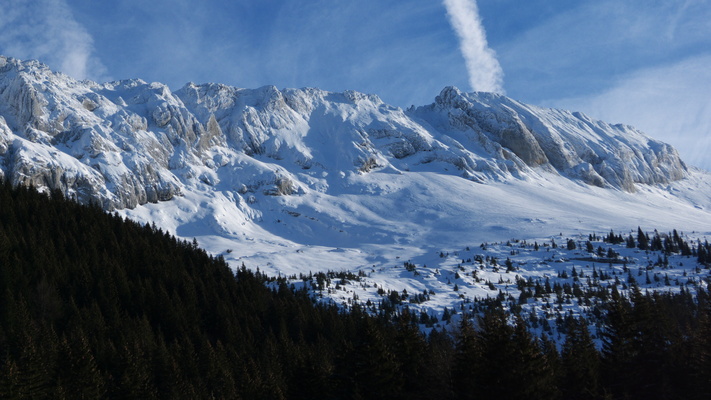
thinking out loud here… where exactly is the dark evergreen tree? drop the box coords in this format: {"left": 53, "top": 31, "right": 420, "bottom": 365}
{"left": 452, "top": 317, "right": 480, "bottom": 399}
{"left": 601, "top": 289, "right": 635, "bottom": 398}
{"left": 626, "top": 234, "right": 636, "bottom": 248}
{"left": 56, "top": 331, "right": 106, "bottom": 399}
{"left": 510, "top": 315, "right": 557, "bottom": 400}
{"left": 567, "top": 239, "right": 576, "bottom": 250}
{"left": 637, "top": 227, "right": 649, "bottom": 250}
{"left": 560, "top": 317, "right": 599, "bottom": 399}
{"left": 392, "top": 310, "right": 429, "bottom": 399}
{"left": 693, "top": 297, "right": 711, "bottom": 399}
{"left": 2, "top": 180, "right": 711, "bottom": 399}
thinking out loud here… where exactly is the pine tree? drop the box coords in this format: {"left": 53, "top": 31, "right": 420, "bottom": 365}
{"left": 560, "top": 317, "right": 599, "bottom": 399}
{"left": 0, "top": 359, "right": 20, "bottom": 399}
{"left": 56, "top": 331, "right": 106, "bottom": 399}
{"left": 473, "top": 306, "right": 513, "bottom": 398}
{"left": 341, "top": 318, "right": 403, "bottom": 400}
{"left": 628, "top": 287, "right": 676, "bottom": 399}
{"left": 115, "top": 341, "right": 158, "bottom": 399}
{"left": 452, "top": 317, "right": 480, "bottom": 399}
{"left": 474, "top": 307, "right": 555, "bottom": 399}
{"left": 510, "top": 315, "right": 557, "bottom": 399}
{"left": 539, "top": 333, "right": 561, "bottom": 397}
{"left": 692, "top": 298, "right": 711, "bottom": 399}
{"left": 586, "top": 240, "right": 594, "bottom": 253}
{"left": 567, "top": 239, "right": 576, "bottom": 250}
{"left": 601, "top": 290, "right": 635, "bottom": 398}
{"left": 626, "top": 234, "right": 636, "bottom": 248}
{"left": 393, "top": 310, "right": 428, "bottom": 398}
{"left": 637, "top": 227, "right": 649, "bottom": 250}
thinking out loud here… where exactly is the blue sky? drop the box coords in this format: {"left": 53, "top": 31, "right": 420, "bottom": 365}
{"left": 1, "top": 0, "right": 710, "bottom": 169}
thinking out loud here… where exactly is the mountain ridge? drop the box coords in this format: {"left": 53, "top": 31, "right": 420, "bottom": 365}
{"left": 0, "top": 55, "right": 708, "bottom": 275}
{"left": 2, "top": 55, "right": 711, "bottom": 342}
{"left": 0, "top": 55, "right": 689, "bottom": 210}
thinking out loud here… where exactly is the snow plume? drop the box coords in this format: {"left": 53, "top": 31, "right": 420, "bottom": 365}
{"left": 442, "top": 0, "right": 504, "bottom": 93}
{"left": 0, "top": 0, "right": 108, "bottom": 81}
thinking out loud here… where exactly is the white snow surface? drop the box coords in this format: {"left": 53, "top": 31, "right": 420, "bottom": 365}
{"left": 121, "top": 167, "right": 711, "bottom": 276}
{"left": 0, "top": 56, "right": 709, "bottom": 327}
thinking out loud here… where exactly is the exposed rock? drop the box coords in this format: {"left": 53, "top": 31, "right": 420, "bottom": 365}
{"left": 414, "top": 86, "right": 687, "bottom": 190}
{"left": 0, "top": 57, "right": 690, "bottom": 213}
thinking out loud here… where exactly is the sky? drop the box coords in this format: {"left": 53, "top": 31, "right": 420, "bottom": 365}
{"left": 0, "top": 0, "right": 709, "bottom": 170}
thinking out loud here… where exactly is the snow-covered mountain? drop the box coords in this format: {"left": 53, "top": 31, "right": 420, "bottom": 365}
{"left": 0, "top": 55, "right": 708, "bottom": 278}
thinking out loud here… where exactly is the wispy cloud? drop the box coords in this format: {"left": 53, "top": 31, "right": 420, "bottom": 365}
{"left": 442, "top": 0, "right": 504, "bottom": 93}
{"left": 497, "top": 0, "right": 711, "bottom": 103}
{"left": 554, "top": 55, "right": 711, "bottom": 171}
{"left": 255, "top": 1, "right": 467, "bottom": 107}
{"left": 0, "top": 0, "right": 108, "bottom": 81}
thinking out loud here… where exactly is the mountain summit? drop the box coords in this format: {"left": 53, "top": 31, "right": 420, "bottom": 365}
{"left": 0, "top": 56, "right": 687, "bottom": 207}
{"left": 0, "top": 55, "right": 708, "bottom": 273}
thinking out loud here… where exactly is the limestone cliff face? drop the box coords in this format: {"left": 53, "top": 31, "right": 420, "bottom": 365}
{"left": 0, "top": 57, "right": 188, "bottom": 208}
{"left": 0, "top": 56, "right": 689, "bottom": 210}
{"left": 413, "top": 87, "right": 687, "bottom": 191}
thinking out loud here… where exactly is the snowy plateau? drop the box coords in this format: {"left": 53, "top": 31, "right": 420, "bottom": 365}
{"left": 0, "top": 56, "right": 709, "bottom": 335}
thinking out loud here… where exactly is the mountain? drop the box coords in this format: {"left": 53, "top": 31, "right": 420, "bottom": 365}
{"left": 3, "top": 56, "right": 711, "bottom": 398}
{"left": 0, "top": 55, "right": 709, "bottom": 275}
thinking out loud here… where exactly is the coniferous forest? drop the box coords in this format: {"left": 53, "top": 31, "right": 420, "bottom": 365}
{"left": 0, "top": 179, "right": 710, "bottom": 399}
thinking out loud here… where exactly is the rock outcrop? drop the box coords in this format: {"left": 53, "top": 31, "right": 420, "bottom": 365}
{"left": 0, "top": 56, "right": 688, "bottom": 210}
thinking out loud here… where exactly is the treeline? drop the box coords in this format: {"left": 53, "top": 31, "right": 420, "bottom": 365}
{"left": 450, "top": 286, "right": 711, "bottom": 400}
{"left": 0, "top": 181, "right": 423, "bottom": 399}
{"left": 1, "top": 180, "right": 710, "bottom": 399}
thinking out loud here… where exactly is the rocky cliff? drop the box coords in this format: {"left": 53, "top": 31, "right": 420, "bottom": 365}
{"left": 0, "top": 56, "right": 688, "bottom": 210}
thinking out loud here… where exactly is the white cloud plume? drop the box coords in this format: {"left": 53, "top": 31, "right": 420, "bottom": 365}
{"left": 442, "top": 0, "right": 504, "bottom": 93}
{"left": 0, "top": 0, "right": 107, "bottom": 81}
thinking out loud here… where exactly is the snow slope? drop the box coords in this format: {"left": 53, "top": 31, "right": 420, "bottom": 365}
{"left": 0, "top": 56, "right": 709, "bottom": 325}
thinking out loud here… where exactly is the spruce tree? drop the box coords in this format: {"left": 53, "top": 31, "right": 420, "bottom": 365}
{"left": 56, "top": 331, "right": 106, "bottom": 399}
{"left": 510, "top": 315, "right": 557, "bottom": 400}
{"left": 452, "top": 317, "right": 480, "bottom": 399}
{"left": 601, "top": 289, "right": 635, "bottom": 398}
{"left": 560, "top": 317, "right": 599, "bottom": 399}
{"left": 637, "top": 227, "right": 649, "bottom": 250}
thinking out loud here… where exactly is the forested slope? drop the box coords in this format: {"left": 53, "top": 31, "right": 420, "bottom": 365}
{"left": 1, "top": 181, "right": 710, "bottom": 399}
{"left": 0, "top": 181, "right": 413, "bottom": 399}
